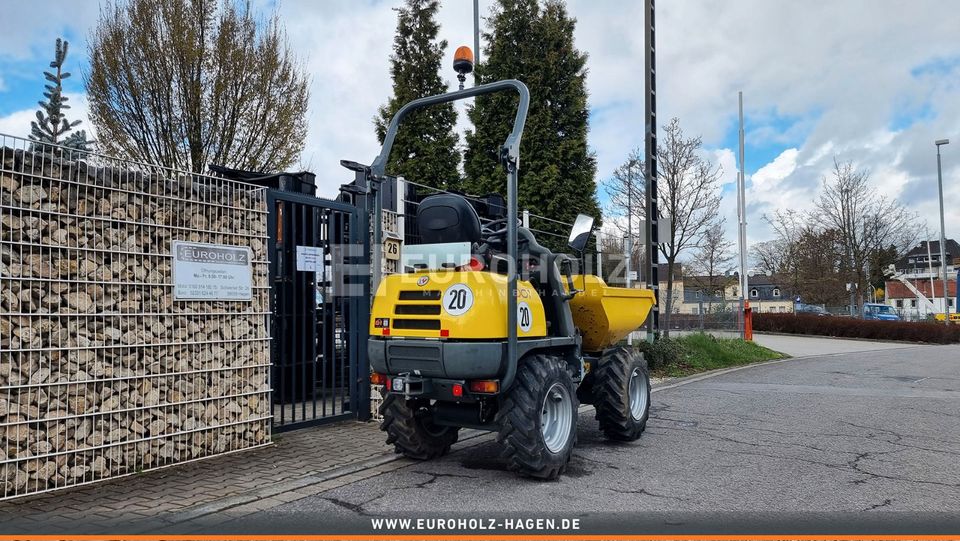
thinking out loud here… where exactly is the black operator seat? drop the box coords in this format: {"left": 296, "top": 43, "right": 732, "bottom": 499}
{"left": 417, "top": 194, "right": 482, "bottom": 244}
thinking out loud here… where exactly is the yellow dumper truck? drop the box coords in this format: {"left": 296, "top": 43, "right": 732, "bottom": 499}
{"left": 365, "top": 76, "right": 655, "bottom": 479}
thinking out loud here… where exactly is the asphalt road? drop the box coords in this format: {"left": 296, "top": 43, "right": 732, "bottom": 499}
{"left": 217, "top": 342, "right": 960, "bottom": 534}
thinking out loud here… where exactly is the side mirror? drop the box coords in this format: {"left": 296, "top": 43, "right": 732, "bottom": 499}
{"left": 567, "top": 214, "right": 594, "bottom": 253}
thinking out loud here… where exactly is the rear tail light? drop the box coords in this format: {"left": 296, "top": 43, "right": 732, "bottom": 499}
{"left": 452, "top": 383, "right": 464, "bottom": 397}
{"left": 468, "top": 380, "right": 499, "bottom": 394}
{"left": 370, "top": 372, "right": 386, "bottom": 385}
{"left": 457, "top": 256, "right": 485, "bottom": 272}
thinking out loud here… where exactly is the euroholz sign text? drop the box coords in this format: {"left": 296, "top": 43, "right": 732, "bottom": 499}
{"left": 171, "top": 241, "right": 253, "bottom": 301}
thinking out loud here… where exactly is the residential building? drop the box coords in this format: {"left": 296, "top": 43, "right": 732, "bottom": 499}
{"left": 884, "top": 278, "right": 957, "bottom": 320}
{"left": 895, "top": 239, "right": 959, "bottom": 276}
{"left": 887, "top": 238, "right": 958, "bottom": 320}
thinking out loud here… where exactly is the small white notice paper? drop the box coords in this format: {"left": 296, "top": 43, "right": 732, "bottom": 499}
{"left": 296, "top": 245, "right": 325, "bottom": 273}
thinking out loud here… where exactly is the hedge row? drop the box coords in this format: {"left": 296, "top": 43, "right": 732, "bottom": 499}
{"left": 753, "top": 313, "right": 960, "bottom": 344}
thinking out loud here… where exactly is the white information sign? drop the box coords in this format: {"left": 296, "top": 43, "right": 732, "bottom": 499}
{"left": 172, "top": 241, "right": 253, "bottom": 301}
{"left": 296, "top": 245, "right": 325, "bottom": 273}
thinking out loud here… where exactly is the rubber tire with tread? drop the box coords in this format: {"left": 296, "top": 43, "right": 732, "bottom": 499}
{"left": 496, "top": 354, "right": 578, "bottom": 480}
{"left": 593, "top": 347, "right": 650, "bottom": 441}
{"left": 379, "top": 395, "right": 459, "bottom": 460}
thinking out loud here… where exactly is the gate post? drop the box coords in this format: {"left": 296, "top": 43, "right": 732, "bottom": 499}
{"left": 352, "top": 200, "right": 372, "bottom": 421}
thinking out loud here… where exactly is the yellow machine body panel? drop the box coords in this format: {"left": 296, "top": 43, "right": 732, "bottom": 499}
{"left": 567, "top": 274, "right": 656, "bottom": 352}
{"left": 370, "top": 271, "right": 547, "bottom": 339}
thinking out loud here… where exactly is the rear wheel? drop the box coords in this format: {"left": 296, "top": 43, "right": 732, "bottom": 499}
{"left": 496, "top": 355, "right": 578, "bottom": 479}
{"left": 593, "top": 347, "right": 650, "bottom": 441}
{"left": 380, "top": 395, "right": 459, "bottom": 460}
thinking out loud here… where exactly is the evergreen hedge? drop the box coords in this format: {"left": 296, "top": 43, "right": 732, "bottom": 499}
{"left": 753, "top": 313, "right": 960, "bottom": 344}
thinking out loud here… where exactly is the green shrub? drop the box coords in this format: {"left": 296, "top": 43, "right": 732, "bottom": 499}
{"left": 634, "top": 337, "right": 684, "bottom": 369}
{"left": 753, "top": 313, "right": 960, "bottom": 344}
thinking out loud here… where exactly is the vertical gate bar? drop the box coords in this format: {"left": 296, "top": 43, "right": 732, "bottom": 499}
{"left": 310, "top": 207, "right": 319, "bottom": 420}
{"left": 279, "top": 199, "right": 287, "bottom": 426}
{"left": 354, "top": 203, "right": 370, "bottom": 420}
{"left": 335, "top": 210, "right": 343, "bottom": 415}
{"left": 344, "top": 209, "right": 351, "bottom": 415}
{"left": 320, "top": 213, "right": 328, "bottom": 417}
{"left": 298, "top": 201, "right": 306, "bottom": 423}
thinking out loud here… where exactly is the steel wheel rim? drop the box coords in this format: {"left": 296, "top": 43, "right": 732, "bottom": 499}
{"left": 541, "top": 382, "right": 573, "bottom": 453}
{"left": 628, "top": 368, "right": 648, "bottom": 421}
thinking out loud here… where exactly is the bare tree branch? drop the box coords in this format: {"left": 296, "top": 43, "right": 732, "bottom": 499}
{"left": 86, "top": 0, "right": 309, "bottom": 174}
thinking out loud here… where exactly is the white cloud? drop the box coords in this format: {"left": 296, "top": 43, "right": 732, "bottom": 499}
{"left": 0, "top": 92, "right": 93, "bottom": 144}
{"left": 0, "top": 109, "right": 35, "bottom": 141}
{"left": 0, "top": 0, "right": 99, "bottom": 61}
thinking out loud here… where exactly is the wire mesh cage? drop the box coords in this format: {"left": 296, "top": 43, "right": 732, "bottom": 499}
{"left": 0, "top": 134, "right": 271, "bottom": 499}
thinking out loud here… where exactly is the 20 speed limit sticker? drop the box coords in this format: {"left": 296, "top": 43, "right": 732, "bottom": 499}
{"left": 443, "top": 284, "right": 474, "bottom": 316}
{"left": 517, "top": 301, "right": 533, "bottom": 332}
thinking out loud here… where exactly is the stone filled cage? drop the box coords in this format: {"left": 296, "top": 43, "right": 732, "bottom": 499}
{"left": 0, "top": 134, "right": 271, "bottom": 499}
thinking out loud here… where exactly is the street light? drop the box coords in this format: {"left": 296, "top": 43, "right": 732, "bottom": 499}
{"left": 935, "top": 138, "right": 950, "bottom": 325}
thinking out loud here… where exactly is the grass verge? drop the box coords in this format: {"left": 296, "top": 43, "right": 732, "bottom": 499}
{"left": 642, "top": 333, "right": 787, "bottom": 378}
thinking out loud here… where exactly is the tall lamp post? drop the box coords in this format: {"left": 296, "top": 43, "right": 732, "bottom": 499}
{"left": 935, "top": 138, "right": 950, "bottom": 325}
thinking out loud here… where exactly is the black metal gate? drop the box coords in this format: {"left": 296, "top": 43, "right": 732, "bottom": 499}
{"left": 267, "top": 190, "right": 369, "bottom": 430}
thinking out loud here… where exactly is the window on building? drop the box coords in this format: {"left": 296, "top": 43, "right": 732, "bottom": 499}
{"left": 773, "top": 288, "right": 781, "bottom": 297}
{"left": 910, "top": 299, "right": 917, "bottom": 308}
{"left": 951, "top": 299, "right": 955, "bottom": 308}
{"left": 693, "top": 307, "right": 699, "bottom": 315}
{"left": 732, "top": 288, "right": 738, "bottom": 297}
{"left": 695, "top": 290, "right": 701, "bottom": 299}
{"left": 750, "top": 288, "right": 759, "bottom": 298}
{"left": 896, "top": 300, "right": 903, "bottom": 308}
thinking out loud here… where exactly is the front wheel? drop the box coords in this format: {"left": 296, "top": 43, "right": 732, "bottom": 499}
{"left": 380, "top": 395, "right": 459, "bottom": 460}
{"left": 593, "top": 347, "right": 650, "bottom": 441}
{"left": 496, "top": 355, "right": 578, "bottom": 480}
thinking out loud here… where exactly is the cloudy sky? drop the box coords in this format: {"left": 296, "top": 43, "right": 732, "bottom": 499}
{"left": 1, "top": 0, "right": 958, "bottom": 254}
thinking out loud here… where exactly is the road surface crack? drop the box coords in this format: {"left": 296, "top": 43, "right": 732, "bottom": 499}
{"left": 863, "top": 498, "right": 893, "bottom": 511}
{"left": 409, "top": 471, "right": 479, "bottom": 488}
{"left": 603, "top": 487, "right": 688, "bottom": 502}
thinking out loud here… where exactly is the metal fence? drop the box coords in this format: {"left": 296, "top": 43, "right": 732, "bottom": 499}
{"left": 0, "top": 134, "right": 271, "bottom": 499}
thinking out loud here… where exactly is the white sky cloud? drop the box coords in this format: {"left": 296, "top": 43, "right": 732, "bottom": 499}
{"left": 0, "top": 93, "right": 92, "bottom": 142}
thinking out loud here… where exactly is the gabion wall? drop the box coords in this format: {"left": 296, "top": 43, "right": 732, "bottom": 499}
{"left": 0, "top": 135, "right": 271, "bottom": 499}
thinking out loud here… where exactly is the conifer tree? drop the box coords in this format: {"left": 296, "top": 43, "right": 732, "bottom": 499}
{"left": 375, "top": 0, "right": 460, "bottom": 190}
{"left": 30, "top": 38, "right": 90, "bottom": 151}
{"left": 464, "top": 0, "right": 599, "bottom": 244}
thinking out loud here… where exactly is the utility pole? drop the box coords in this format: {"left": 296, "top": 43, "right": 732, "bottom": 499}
{"left": 927, "top": 236, "right": 936, "bottom": 317}
{"left": 737, "top": 92, "right": 748, "bottom": 339}
{"left": 473, "top": 0, "right": 481, "bottom": 69}
{"left": 644, "top": 0, "right": 659, "bottom": 342}
{"left": 935, "top": 139, "right": 950, "bottom": 325}
{"left": 625, "top": 163, "right": 634, "bottom": 345}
